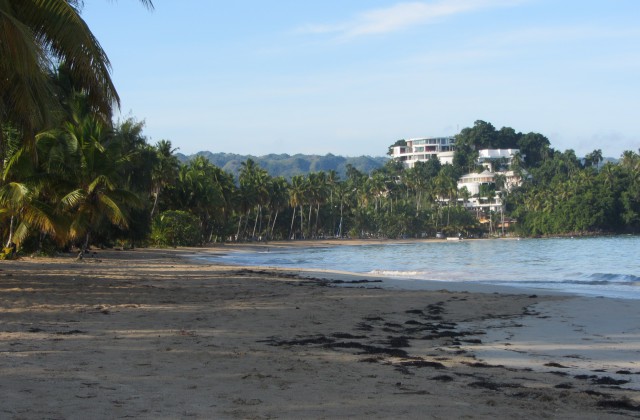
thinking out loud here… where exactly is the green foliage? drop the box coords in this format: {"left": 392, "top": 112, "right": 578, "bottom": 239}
{"left": 0, "top": 246, "right": 17, "bottom": 260}
{"left": 151, "top": 210, "right": 201, "bottom": 247}
{"left": 4, "top": 105, "right": 640, "bottom": 249}
{"left": 511, "top": 157, "right": 634, "bottom": 236}
{"left": 518, "top": 132, "right": 551, "bottom": 168}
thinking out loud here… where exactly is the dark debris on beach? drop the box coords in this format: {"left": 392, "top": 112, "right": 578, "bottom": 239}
{"left": 257, "top": 295, "right": 640, "bottom": 417}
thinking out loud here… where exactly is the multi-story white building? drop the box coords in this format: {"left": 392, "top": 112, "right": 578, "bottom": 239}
{"left": 390, "top": 136, "right": 455, "bottom": 168}
{"left": 458, "top": 168, "right": 521, "bottom": 193}
{"left": 457, "top": 149, "right": 525, "bottom": 212}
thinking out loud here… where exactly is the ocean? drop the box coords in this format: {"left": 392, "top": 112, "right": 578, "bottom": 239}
{"left": 207, "top": 236, "right": 640, "bottom": 299}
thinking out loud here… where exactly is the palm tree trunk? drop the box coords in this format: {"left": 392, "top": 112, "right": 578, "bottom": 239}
{"left": 315, "top": 202, "right": 320, "bottom": 237}
{"left": 265, "top": 212, "right": 272, "bottom": 240}
{"left": 271, "top": 210, "right": 279, "bottom": 239}
{"left": 300, "top": 205, "right": 304, "bottom": 239}
{"left": 77, "top": 231, "right": 91, "bottom": 260}
{"left": 330, "top": 191, "right": 335, "bottom": 234}
{"left": 289, "top": 207, "right": 296, "bottom": 240}
{"left": 252, "top": 205, "right": 260, "bottom": 239}
{"left": 307, "top": 204, "right": 312, "bottom": 238}
{"left": 338, "top": 201, "right": 344, "bottom": 238}
{"left": 149, "top": 188, "right": 160, "bottom": 219}
{"left": 243, "top": 209, "right": 250, "bottom": 239}
{"left": 83, "top": 232, "right": 91, "bottom": 250}
{"left": 236, "top": 214, "right": 242, "bottom": 241}
{"left": 5, "top": 215, "right": 14, "bottom": 247}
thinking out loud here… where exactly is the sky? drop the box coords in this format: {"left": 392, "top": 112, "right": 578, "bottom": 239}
{"left": 81, "top": 0, "right": 640, "bottom": 158}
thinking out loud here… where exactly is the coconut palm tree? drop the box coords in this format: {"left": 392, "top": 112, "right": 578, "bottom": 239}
{"left": 0, "top": 0, "right": 153, "bottom": 163}
{"left": 0, "top": 124, "right": 70, "bottom": 249}
{"left": 289, "top": 175, "right": 305, "bottom": 239}
{"left": 42, "top": 98, "right": 141, "bottom": 254}
{"left": 0, "top": 179, "right": 60, "bottom": 249}
{"left": 149, "top": 139, "right": 179, "bottom": 219}
{"left": 266, "top": 176, "right": 289, "bottom": 240}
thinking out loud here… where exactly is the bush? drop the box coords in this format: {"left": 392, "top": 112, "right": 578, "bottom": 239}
{"left": 151, "top": 210, "right": 201, "bottom": 247}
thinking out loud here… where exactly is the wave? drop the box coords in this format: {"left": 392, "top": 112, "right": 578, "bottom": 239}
{"left": 369, "top": 269, "right": 431, "bottom": 278}
{"left": 369, "top": 270, "right": 640, "bottom": 287}
{"left": 587, "top": 273, "right": 640, "bottom": 283}
{"left": 491, "top": 276, "right": 640, "bottom": 288}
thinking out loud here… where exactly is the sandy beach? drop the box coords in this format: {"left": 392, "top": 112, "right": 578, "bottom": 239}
{"left": 1, "top": 245, "right": 639, "bottom": 419}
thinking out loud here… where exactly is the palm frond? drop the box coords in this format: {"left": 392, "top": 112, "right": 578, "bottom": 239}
{"left": 98, "top": 194, "right": 128, "bottom": 228}
{"left": 0, "top": 2, "right": 54, "bottom": 131}
{"left": 59, "top": 188, "right": 85, "bottom": 209}
{"left": 87, "top": 174, "right": 114, "bottom": 194}
{"left": 0, "top": 182, "right": 30, "bottom": 209}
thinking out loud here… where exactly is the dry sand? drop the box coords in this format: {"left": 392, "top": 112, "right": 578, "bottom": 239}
{"left": 1, "top": 246, "right": 639, "bottom": 419}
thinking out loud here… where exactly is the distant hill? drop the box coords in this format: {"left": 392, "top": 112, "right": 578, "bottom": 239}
{"left": 176, "top": 152, "right": 388, "bottom": 179}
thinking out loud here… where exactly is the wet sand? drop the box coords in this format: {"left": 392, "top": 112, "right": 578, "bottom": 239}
{"left": 0, "top": 246, "right": 639, "bottom": 419}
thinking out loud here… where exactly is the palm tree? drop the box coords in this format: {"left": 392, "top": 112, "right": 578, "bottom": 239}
{"left": 584, "top": 149, "right": 603, "bottom": 169}
{"left": 175, "top": 156, "right": 233, "bottom": 243}
{"left": 406, "top": 162, "right": 431, "bottom": 214}
{"left": 0, "top": 179, "right": 60, "bottom": 248}
{"left": 432, "top": 172, "right": 458, "bottom": 228}
{"left": 306, "top": 172, "right": 328, "bottom": 237}
{"left": 267, "top": 176, "right": 289, "bottom": 240}
{"left": 334, "top": 182, "right": 353, "bottom": 238}
{"left": 150, "top": 140, "right": 179, "bottom": 219}
{"left": 43, "top": 99, "right": 140, "bottom": 254}
{"left": 326, "top": 170, "right": 339, "bottom": 233}
{"left": 289, "top": 175, "right": 305, "bottom": 239}
{"left": 238, "top": 159, "right": 270, "bottom": 240}
{"left": 0, "top": 119, "right": 76, "bottom": 249}
{"left": 0, "top": 0, "right": 153, "bottom": 157}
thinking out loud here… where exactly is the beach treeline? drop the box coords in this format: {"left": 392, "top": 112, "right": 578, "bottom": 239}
{"left": 1, "top": 2, "right": 639, "bottom": 255}
{"left": 2, "top": 110, "right": 639, "bottom": 255}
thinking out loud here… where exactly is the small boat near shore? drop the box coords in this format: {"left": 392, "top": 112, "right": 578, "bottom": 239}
{"left": 446, "top": 236, "right": 463, "bottom": 241}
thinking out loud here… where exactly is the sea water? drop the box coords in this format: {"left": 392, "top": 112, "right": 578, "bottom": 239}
{"left": 208, "top": 236, "right": 640, "bottom": 299}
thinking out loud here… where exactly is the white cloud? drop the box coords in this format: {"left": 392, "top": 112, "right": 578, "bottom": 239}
{"left": 472, "top": 24, "right": 640, "bottom": 48}
{"left": 298, "top": 0, "right": 525, "bottom": 40}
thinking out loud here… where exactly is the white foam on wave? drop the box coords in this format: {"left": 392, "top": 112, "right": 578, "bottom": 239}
{"left": 369, "top": 269, "right": 429, "bottom": 278}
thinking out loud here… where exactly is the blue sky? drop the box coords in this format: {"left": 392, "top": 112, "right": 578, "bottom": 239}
{"left": 82, "top": 0, "right": 640, "bottom": 158}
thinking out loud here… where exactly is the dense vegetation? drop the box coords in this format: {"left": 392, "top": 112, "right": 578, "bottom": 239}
{"left": 2, "top": 113, "right": 639, "bottom": 256}
{"left": 1, "top": 3, "right": 639, "bottom": 256}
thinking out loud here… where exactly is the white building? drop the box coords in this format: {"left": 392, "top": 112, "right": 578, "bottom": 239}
{"left": 457, "top": 170, "right": 495, "bottom": 196}
{"left": 456, "top": 149, "right": 525, "bottom": 213}
{"left": 391, "top": 137, "right": 455, "bottom": 168}
{"left": 477, "top": 148, "right": 521, "bottom": 172}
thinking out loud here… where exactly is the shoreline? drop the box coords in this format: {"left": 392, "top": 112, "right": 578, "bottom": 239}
{"left": 182, "top": 245, "right": 640, "bottom": 388}
{"left": 1, "top": 248, "right": 639, "bottom": 418}
{"left": 180, "top": 239, "right": 637, "bottom": 300}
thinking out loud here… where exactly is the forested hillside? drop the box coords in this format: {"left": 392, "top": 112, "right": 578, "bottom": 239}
{"left": 176, "top": 152, "right": 388, "bottom": 179}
